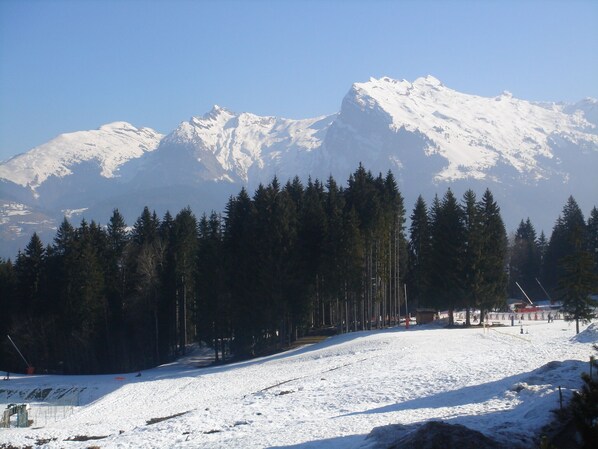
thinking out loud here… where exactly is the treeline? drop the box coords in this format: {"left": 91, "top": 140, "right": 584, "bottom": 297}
{"left": 0, "top": 165, "right": 596, "bottom": 374}
{"left": 509, "top": 197, "right": 598, "bottom": 332}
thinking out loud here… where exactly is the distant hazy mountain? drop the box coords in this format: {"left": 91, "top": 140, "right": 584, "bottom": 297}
{"left": 1, "top": 76, "right": 597, "bottom": 258}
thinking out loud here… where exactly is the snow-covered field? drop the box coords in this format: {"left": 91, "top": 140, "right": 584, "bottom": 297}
{"left": 1, "top": 320, "right": 596, "bottom": 449}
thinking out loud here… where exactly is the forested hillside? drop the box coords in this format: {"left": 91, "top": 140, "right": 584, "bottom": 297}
{"left": 1, "top": 165, "right": 596, "bottom": 374}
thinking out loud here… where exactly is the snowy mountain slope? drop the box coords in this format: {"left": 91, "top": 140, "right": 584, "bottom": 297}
{"left": 0, "top": 321, "right": 595, "bottom": 448}
{"left": 564, "top": 97, "right": 598, "bottom": 131}
{"left": 0, "top": 76, "right": 597, "bottom": 258}
{"left": 0, "top": 122, "right": 163, "bottom": 191}
{"left": 143, "top": 106, "right": 334, "bottom": 186}
{"left": 326, "top": 75, "right": 598, "bottom": 182}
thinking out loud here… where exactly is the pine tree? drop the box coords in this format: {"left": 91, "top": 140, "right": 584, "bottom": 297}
{"left": 132, "top": 206, "right": 159, "bottom": 245}
{"left": 544, "top": 197, "right": 588, "bottom": 296}
{"left": 340, "top": 206, "right": 364, "bottom": 331}
{"left": 255, "top": 178, "right": 301, "bottom": 347}
{"left": 428, "top": 189, "right": 466, "bottom": 325}
{"left": 461, "top": 189, "right": 482, "bottom": 325}
{"left": 383, "top": 170, "right": 406, "bottom": 327}
{"left": 543, "top": 216, "right": 567, "bottom": 296}
{"left": 537, "top": 230, "right": 548, "bottom": 288}
{"left": 408, "top": 195, "right": 431, "bottom": 313}
{"left": 553, "top": 197, "right": 596, "bottom": 333}
{"left": 102, "top": 209, "right": 129, "bottom": 369}
{"left": 172, "top": 207, "right": 198, "bottom": 353}
{"left": 509, "top": 218, "right": 542, "bottom": 300}
{"left": 476, "top": 189, "right": 508, "bottom": 314}
{"left": 224, "top": 188, "right": 259, "bottom": 357}
{"left": 285, "top": 176, "right": 304, "bottom": 213}
{"left": 53, "top": 217, "right": 75, "bottom": 256}
{"left": 560, "top": 249, "right": 597, "bottom": 334}
{"left": 570, "top": 345, "right": 598, "bottom": 448}
{"left": 321, "top": 175, "right": 346, "bottom": 329}
{"left": 126, "top": 207, "right": 164, "bottom": 367}
{"left": 106, "top": 209, "right": 129, "bottom": 306}
{"left": 158, "top": 209, "right": 178, "bottom": 361}
{"left": 15, "top": 233, "right": 46, "bottom": 316}
{"left": 57, "top": 220, "right": 108, "bottom": 373}
{"left": 298, "top": 177, "right": 327, "bottom": 328}
{"left": 345, "top": 166, "right": 384, "bottom": 330}
{"left": 107, "top": 209, "right": 128, "bottom": 255}
{"left": 587, "top": 207, "right": 598, "bottom": 288}
{"left": 0, "top": 258, "right": 17, "bottom": 369}
{"left": 197, "top": 212, "right": 227, "bottom": 360}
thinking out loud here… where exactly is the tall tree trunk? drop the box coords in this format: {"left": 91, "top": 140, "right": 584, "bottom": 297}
{"left": 154, "top": 308, "right": 160, "bottom": 364}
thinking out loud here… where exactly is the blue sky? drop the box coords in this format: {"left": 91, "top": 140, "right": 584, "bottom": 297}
{"left": 1, "top": 0, "right": 597, "bottom": 161}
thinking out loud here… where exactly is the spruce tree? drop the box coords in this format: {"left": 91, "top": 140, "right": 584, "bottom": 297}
{"left": 172, "top": 207, "right": 198, "bottom": 352}
{"left": 428, "top": 189, "right": 466, "bottom": 325}
{"left": 560, "top": 249, "right": 597, "bottom": 333}
{"left": 321, "top": 175, "right": 346, "bottom": 328}
{"left": 570, "top": 345, "right": 598, "bottom": 448}
{"left": 57, "top": 220, "right": 108, "bottom": 373}
{"left": 107, "top": 209, "right": 128, "bottom": 255}
{"left": 15, "top": 233, "right": 46, "bottom": 316}
{"left": 132, "top": 206, "right": 159, "bottom": 245}
{"left": 126, "top": 208, "right": 163, "bottom": 367}
{"left": 587, "top": 207, "right": 598, "bottom": 287}
{"left": 553, "top": 197, "right": 596, "bottom": 333}
{"left": 462, "top": 189, "right": 482, "bottom": 325}
{"left": 53, "top": 217, "right": 75, "bottom": 256}
{"left": 476, "top": 189, "right": 508, "bottom": 315}
{"left": 509, "top": 219, "right": 542, "bottom": 300}
{"left": 0, "top": 258, "right": 16, "bottom": 369}
{"left": 159, "top": 209, "right": 178, "bottom": 360}
{"left": 224, "top": 188, "right": 258, "bottom": 357}
{"left": 197, "top": 212, "right": 227, "bottom": 360}
{"left": 340, "top": 206, "right": 364, "bottom": 331}
{"left": 103, "top": 209, "right": 129, "bottom": 369}
{"left": 383, "top": 170, "right": 406, "bottom": 326}
{"left": 299, "top": 178, "right": 327, "bottom": 327}
{"left": 408, "top": 195, "right": 431, "bottom": 313}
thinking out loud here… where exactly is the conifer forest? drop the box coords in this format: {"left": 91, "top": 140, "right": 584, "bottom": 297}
{"left": 1, "top": 165, "right": 597, "bottom": 374}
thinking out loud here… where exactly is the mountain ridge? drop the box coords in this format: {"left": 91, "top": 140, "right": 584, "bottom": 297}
{"left": 0, "top": 121, "right": 163, "bottom": 191}
{"left": 1, "top": 75, "right": 597, "bottom": 258}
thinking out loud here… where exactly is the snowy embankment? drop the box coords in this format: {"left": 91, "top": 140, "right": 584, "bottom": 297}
{"left": 1, "top": 320, "right": 596, "bottom": 449}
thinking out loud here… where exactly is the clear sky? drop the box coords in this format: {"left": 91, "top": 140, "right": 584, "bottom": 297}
{"left": 1, "top": 0, "right": 597, "bottom": 162}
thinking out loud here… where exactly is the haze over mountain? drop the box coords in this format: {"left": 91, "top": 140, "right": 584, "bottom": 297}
{"left": 1, "top": 76, "right": 597, "bottom": 259}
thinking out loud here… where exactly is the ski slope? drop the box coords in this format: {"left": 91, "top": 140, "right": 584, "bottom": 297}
{"left": 1, "top": 320, "right": 596, "bottom": 448}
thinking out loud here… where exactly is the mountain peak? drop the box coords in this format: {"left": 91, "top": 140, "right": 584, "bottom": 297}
{"left": 414, "top": 74, "right": 443, "bottom": 88}
{"left": 341, "top": 74, "right": 598, "bottom": 182}
{"left": 1, "top": 75, "right": 597, "bottom": 260}
{"left": 353, "top": 75, "right": 447, "bottom": 102}
{"left": 98, "top": 121, "right": 137, "bottom": 131}
{"left": 0, "top": 122, "right": 162, "bottom": 189}
{"left": 204, "top": 104, "right": 235, "bottom": 119}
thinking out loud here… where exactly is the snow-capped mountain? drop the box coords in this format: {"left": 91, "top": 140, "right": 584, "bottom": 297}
{"left": 0, "top": 122, "right": 163, "bottom": 192}
{"left": 138, "top": 105, "right": 333, "bottom": 187}
{"left": 1, "top": 76, "right": 597, "bottom": 258}
{"left": 331, "top": 76, "right": 597, "bottom": 181}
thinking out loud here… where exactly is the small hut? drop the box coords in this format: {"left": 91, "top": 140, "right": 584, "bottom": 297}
{"left": 416, "top": 308, "right": 436, "bottom": 325}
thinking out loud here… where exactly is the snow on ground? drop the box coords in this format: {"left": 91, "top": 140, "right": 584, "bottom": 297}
{"left": 1, "top": 319, "right": 596, "bottom": 448}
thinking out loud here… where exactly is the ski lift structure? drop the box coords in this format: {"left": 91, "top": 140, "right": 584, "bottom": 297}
{"left": 511, "top": 280, "right": 561, "bottom": 314}
{"left": 6, "top": 335, "right": 35, "bottom": 375}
